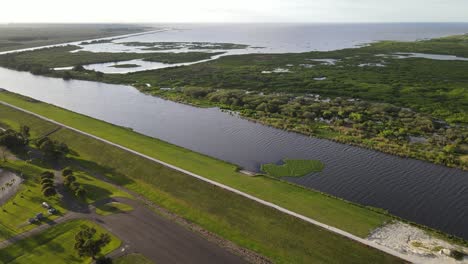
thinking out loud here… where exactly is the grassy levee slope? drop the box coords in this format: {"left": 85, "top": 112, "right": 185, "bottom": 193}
{"left": 0, "top": 220, "right": 121, "bottom": 264}
{"left": 0, "top": 92, "right": 400, "bottom": 263}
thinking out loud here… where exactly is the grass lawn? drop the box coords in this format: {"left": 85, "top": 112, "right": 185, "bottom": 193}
{"left": 261, "top": 159, "right": 325, "bottom": 177}
{"left": 0, "top": 93, "right": 403, "bottom": 263}
{"left": 95, "top": 202, "right": 133, "bottom": 216}
{"left": 0, "top": 160, "right": 67, "bottom": 241}
{"left": 0, "top": 220, "right": 121, "bottom": 264}
{"left": 72, "top": 171, "right": 133, "bottom": 204}
{"left": 114, "top": 253, "right": 153, "bottom": 264}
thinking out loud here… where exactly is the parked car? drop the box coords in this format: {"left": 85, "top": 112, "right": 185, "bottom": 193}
{"left": 35, "top": 213, "right": 44, "bottom": 220}
{"left": 42, "top": 202, "right": 50, "bottom": 209}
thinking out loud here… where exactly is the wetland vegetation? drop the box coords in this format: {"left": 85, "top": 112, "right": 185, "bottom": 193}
{"left": 0, "top": 24, "right": 149, "bottom": 52}
{"left": 1, "top": 34, "right": 466, "bottom": 170}
{"left": 122, "top": 41, "right": 249, "bottom": 50}
{"left": 261, "top": 159, "right": 325, "bottom": 177}
{"left": 0, "top": 45, "right": 221, "bottom": 72}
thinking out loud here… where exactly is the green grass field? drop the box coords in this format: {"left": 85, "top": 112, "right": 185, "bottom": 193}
{"left": 114, "top": 253, "right": 153, "bottom": 264}
{"left": 73, "top": 171, "right": 133, "bottom": 204}
{"left": 0, "top": 220, "right": 121, "bottom": 264}
{"left": 0, "top": 160, "right": 67, "bottom": 241}
{"left": 0, "top": 92, "right": 403, "bottom": 263}
{"left": 262, "top": 159, "right": 325, "bottom": 177}
{"left": 95, "top": 202, "right": 133, "bottom": 216}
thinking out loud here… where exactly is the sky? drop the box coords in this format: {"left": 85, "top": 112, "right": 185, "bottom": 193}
{"left": 1, "top": 0, "right": 467, "bottom": 23}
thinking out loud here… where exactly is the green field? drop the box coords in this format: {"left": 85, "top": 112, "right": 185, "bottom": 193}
{"left": 0, "top": 92, "right": 403, "bottom": 263}
{"left": 0, "top": 160, "right": 67, "bottom": 241}
{"left": 95, "top": 202, "right": 134, "bottom": 216}
{"left": 72, "top": 171, "right": 133, "bottom": 204}
{"left": 262, "top": 159, "right": 325, "bottom": 177}
{"left": 0, "top": 220, "right": 121, "bottom": 264}
{"left": 114, "top": 253, "right": 153, "bottom": 264}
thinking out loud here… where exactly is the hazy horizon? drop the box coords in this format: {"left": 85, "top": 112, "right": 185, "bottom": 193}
{"left": 1, "top": 0, "right": 467, "bottom": 23}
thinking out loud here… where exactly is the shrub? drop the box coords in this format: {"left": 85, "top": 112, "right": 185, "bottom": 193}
{"left": 40, "top": 178, "right": 54, "bottom": 186}
{"left": 42, "top": 186, "right": 56, "bottom": 197}
{"left": 40, "top": 171, "right": 54, "bottom": 180}
{"left": 62, "top": 168, "right": 73, "bottom": 177}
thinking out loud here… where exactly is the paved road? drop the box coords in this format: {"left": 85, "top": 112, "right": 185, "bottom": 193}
{"left": 0, "top": 185, "right": 246, "bottom": 264}
{"left": 97, "top": 198, "right": 245, "bottom": 264}
{"left": 0, "top": 100, "right": 415, "bottom": 263}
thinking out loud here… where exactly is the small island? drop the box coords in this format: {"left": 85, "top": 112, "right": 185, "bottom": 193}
{"left": 110, "top": 64, "right": 141, "bottom": 68}
{"left": 261, "top": 159, "right": 325, "bottom": 177}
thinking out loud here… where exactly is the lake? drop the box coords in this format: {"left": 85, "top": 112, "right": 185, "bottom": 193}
{"left": 17, "top": 22, "right": 468, "bottom": 73}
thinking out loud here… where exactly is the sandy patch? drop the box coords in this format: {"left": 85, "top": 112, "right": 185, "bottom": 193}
{"left": 0, "top": 169, "right": 22, "bottom": 206}
{"left": 368, "top": 221, "right": 468, "bottom": 264}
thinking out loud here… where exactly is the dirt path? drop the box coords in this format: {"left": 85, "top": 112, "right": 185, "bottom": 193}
{"left": 0, "top": 99, "right": 417, "bottom": 262}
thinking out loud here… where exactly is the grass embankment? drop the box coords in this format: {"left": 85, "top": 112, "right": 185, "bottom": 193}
{"left": 95, "top": 202, "right": 133, "bottom": 216}
{"left": 72, "top": 171, "right": 132, "bottom": 204}
{"left": 0, "top": 220, "right": 121, "bottom": 264}
{"left": 0, "top": 160, "right": 67, "bottom": 241}
{"left": 114, "top": 253, "right": 153, "bottom": 264}
{"left": 262, "top": 159, "right": 325, "bottom": 177}
{"left": 0, "top": 92, "right": 401, "bottom": 263}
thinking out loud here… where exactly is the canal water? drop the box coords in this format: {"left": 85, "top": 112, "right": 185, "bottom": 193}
{"left": 0, "top": 67, "right": 466, "bottom": 239}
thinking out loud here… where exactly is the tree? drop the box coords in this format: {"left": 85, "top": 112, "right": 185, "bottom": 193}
{"left": 40, "top": 178, "right": 54, "bottom": 186}
{"left": 0, "top": 146, "right": 7, "bottom": 162}
{"left": 20, "top": 125, "right": 30, "bottom": 140}
{"left": 96, "top": 71, "right": 104, "bottom": 78}
{"left": 41, "top": 171, "right": 55, "bottom": 180}
{"left": 37, "top": 137, "right": 69, "bottom": 160}
{"left": 74, "top": 225, "right": 111, "bottom": 260}
{"left": 62, "top": 168, "right": 73, "bottom": 177}
{"left": 64, "top": 175, "right": 77, "bottom": 187}
{"left": 73, "top": 65, "right": 86, "bottom": 72}
{"left": 0, "top": 129, "right": 27, "bottom": 149}
{"left": 42, "top": 186, "right": 57, "bottom": 197}
{"left": 75, "top": 187, "right": 86, "bottom": 197}
{"left": 63, "top": 71, "right": 73, "bottom": 80}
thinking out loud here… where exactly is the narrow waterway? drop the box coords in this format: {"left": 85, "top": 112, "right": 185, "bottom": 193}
{"left": 0, "top": 67, "right": 467, "bottom": 240}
